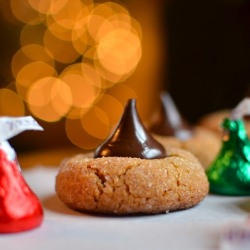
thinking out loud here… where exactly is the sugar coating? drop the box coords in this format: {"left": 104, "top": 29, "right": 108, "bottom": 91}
{"left": 55, "top": 148, "right": 209, "bottom": 215}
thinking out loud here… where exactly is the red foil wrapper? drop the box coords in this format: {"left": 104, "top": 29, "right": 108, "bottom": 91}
{"left": 0, "top": 149, "right": 43, "bottom": 233}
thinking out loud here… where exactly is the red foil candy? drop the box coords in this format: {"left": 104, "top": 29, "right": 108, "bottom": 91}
{"left": 0, "top": 149, "right": 43, "bottom": 233}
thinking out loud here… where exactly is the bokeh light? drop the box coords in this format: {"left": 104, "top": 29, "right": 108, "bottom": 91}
{"left": 27, "top": 0, "right": 68, "bottom": 15}
{"left": 4, "top": 0, "right": 143, "bottom": 150}
{"left": 60, "top": 63, "right": 102, "bottom": 110}
{"left": 15, "top": 61, "right": 57, "bottom": 100}
{"left": 93, "top": 94, "right": 124, "bottom": 127}
{"left": 44, "top": 29, "right": 80, "bottom": 64}
{"left": 80, "top": 106, "right": 110, "bottom": 140}
{"left": 0, "top": 88, "right": 25, "bottom": 116}
{"left": 11, "top": 44, "right": 54, "bottom": 78}
{"left": 96, "top": 28, "right": 141, "bottom": 76}
{"left": 27, "top": 76, "right": 72, "bottom": 122}
{"left": 10, "top": 0, "right": 44, "bottom": 25}
{"left": 20, "top": 24, "right": 45, "bottom": 46}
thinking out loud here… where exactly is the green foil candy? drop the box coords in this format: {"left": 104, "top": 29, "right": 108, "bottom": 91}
{"left": 206, "top": 118, "right": 250, "bottom": 195}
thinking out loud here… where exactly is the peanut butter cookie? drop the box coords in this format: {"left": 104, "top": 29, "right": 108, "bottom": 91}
{"left": 55, "top": 99, "right": 208, "bottom": 215}
{"left": 56, "top": 147, "right": 208, "bottom": 214}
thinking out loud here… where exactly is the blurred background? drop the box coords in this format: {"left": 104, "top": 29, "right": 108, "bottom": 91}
{"left": 0, "top": 0, "right": 250, "bottom": 153}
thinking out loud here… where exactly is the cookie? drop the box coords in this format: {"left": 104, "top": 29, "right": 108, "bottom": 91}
{"left": 55, "top": 99, "right": 208, "bottom": 215}
{"left": 198, "top": 110, "right": 229, "bottom": 136}
{"left": 55, "top": 147, "right": 209, "bottom": 215}
{"left": 154, "top": 126, "right": 221, "bottom": 169}
{"left": 199, "top": 109, "right": 250, "bottom": 137}
{"left": 149, "top": 93, "right": 221, "bottom": 168}
{"left": 181, "top": 126, "right": 221, "bottom": 168}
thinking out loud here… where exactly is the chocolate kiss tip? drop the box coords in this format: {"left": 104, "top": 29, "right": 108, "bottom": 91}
{"left": 150, "top": 92, "right": 192, "bottom": 140}
{"left": 94, "top": 98, "right": 167, "bottom": 159}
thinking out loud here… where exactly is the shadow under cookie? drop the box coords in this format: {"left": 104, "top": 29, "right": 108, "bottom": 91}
{"left": 42, "top": 194, "right": 83, "bottom": 216}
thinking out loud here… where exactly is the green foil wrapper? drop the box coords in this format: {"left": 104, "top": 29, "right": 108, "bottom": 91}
{"left": 206, "top": 118, "right": 250, "bottom": 195}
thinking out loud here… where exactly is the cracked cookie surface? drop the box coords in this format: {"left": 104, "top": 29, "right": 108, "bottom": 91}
{"left": 55, "top": 148, "right": 209, "bottom": 215}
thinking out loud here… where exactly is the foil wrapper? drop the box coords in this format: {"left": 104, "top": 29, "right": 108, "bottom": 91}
{"left": 0, "top": 116, "right": 44, "bottom": 233}
{"left": 206, "top": 99, "right": 250, "bottom": 195}
{"left": 206, "top": 117, "right": 250, "bottom": 195}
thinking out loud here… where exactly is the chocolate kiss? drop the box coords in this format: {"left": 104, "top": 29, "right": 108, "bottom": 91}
{"left": 0, "top": 149, "right": 43, "bottom": 233}
{"left": 94, "top": 99, "right": 167, "bottom": 159}
{"left": 206, "top": 118, "right": 250, "bottom": 195}
{"left": 150, "top": 92, "right": 192, "bottom": 140}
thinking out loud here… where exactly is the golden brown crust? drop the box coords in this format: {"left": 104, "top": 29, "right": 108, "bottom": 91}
{"left": 198, "top": 109, "right": 229, "bottom": 136}
{"left": 199, "top": 109, "right": 250, "bottom": 138}
{"left": 153, "top": 127, "right": 221, "bottom": 169}
{"left": 181, "top": 127, "right": 221, "bottom": 168}
{"left": 55, "top": 148, "right": 209, "bottom": 215}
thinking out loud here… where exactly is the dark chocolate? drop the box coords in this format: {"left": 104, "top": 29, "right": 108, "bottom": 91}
{"left": 150, "top": 92, "right": 192, "bottom": 140}
{"left": 94, "top": 99, "right": 167, "bottom": 159}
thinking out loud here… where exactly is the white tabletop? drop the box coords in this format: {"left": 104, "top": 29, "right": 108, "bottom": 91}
{"left": 1, "top": 166, "right": 250, "bottom": 250}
